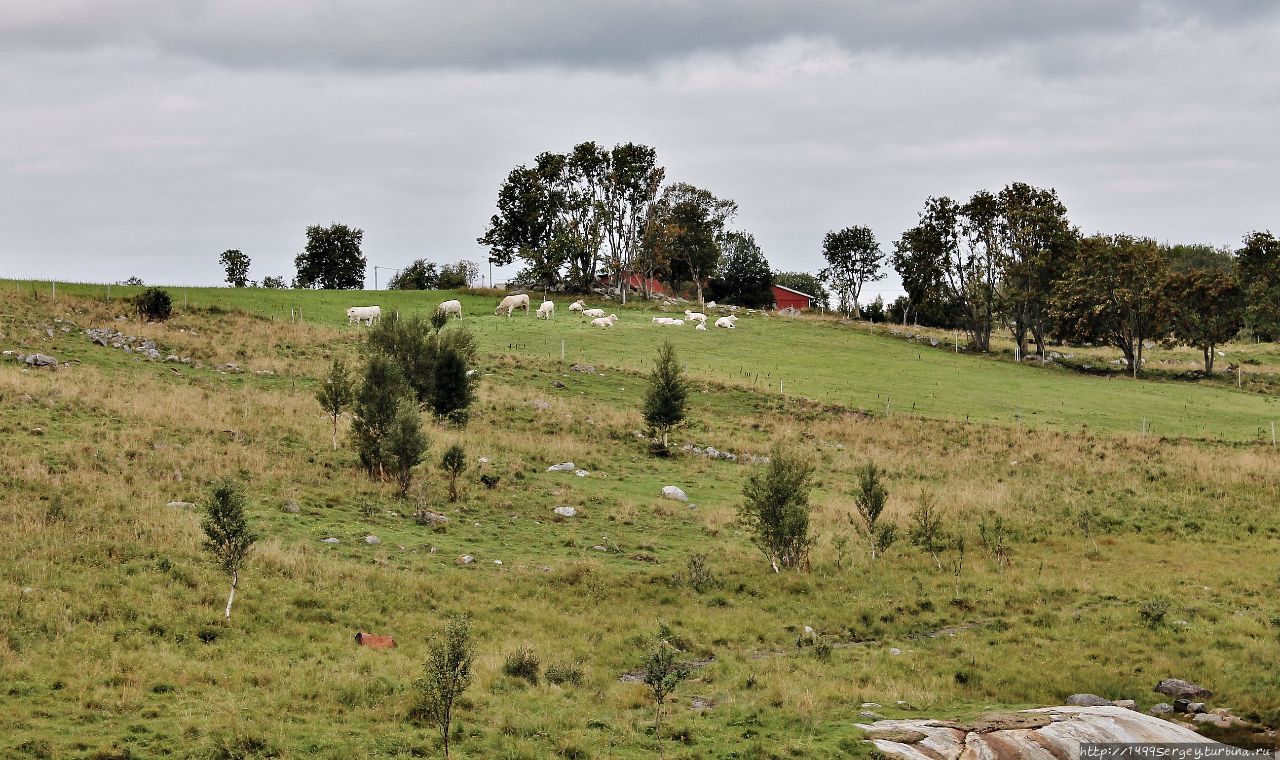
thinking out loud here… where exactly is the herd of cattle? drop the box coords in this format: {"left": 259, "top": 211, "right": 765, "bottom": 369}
{"left": 345, "top": 296, "right": 741, "bottom": 329}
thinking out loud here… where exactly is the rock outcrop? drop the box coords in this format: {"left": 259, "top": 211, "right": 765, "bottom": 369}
{"left": 860, "top": 705, "right": 1215, "bottom": 760}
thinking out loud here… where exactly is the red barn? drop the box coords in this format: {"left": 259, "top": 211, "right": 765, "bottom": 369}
{"left": 771, "top": 284, "right": 813, "bottom": 311}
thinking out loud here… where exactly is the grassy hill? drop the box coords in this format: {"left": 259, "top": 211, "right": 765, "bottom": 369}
{"left": 2, "top": 283, "right": 1279, "bottom": 758}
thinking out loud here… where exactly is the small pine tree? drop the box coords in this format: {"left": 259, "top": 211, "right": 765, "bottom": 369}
{"left": 642, "top": 341, "right": 688, "bottom": 454}
{"left": 431, "top": 345, "right": 475, "bottom": 425}
{"left": 350, "top": 356, "right": 410, "bottom": 478}
{"left": 200, "top": 480, "right": 257, "bottom": 623}
{"left": 439, "top": 444, "right": 466, "bottom": 502}
{"left": 739, "top": 443, "right": 816, "bottom": 572}
{"left": 384, "top": 403, "right": 429, "bottom": 497}
{"left": 852, "top": 462, "right": 895, "bottom": 559}
{"left": 413, "top": 616, "right": 474, "bottom": 760}
{"left": 641, "top": 636, "right": 690, "bottom": 745}
{"left": 315, "top": 356, "right": 354, "bottom": 450}
{"left": 909, "top": 491, "right": 947, "bottom": 570}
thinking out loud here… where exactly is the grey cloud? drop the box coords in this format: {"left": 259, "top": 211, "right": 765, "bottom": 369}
{"left": 3, "top": 1, "right": 1277, "bottom": 71}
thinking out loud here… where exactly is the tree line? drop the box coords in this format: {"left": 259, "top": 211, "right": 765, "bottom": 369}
{"left": 884, "top": 182, "right": 1277, "bottom": 375}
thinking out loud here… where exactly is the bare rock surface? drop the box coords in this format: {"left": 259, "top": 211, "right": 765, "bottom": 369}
{"left": 859, "top": 705, "right": 1214, "bottom": 760}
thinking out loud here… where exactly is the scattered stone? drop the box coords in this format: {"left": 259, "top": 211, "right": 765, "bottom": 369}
{"left": 493, "top": 560, "right": 503, "bottom": 565}
{"left": 1155, "top": 679, "right": 1212, "bottom": 699}
{"left": 167, "top": 501, "right": 196, "bottom": 509}
{"left": 1192, "top": 713, "right": 1231, "bottom": 728}
{"left": 865, "top": 729, "right": 928, "bottom": 744}
{"left": 478, "top": 457, "right": 491, "bottom": 464}
{"left": 457, "top": 554, "right": 475, "bottom": 565}
{"left": 553, "top": 506, "right": 578, "bottom": 518}
{"left": 364, "top": 535, "right": 380, "bottom": 545}
{"left": 590, "top": 545, "right": 608, "bottom": 552}
{"left": 282, "top": 500, "right": 301, "bottom": 514}
{"left": 1187, "top": 702, "right": 1206, "bottom": 714}
{"left": 570, "top": 363, "right": 596, "bottom": 374}
{"left": 414, "top": 510, "right": 450, "bottom": 526}
{"left": 692, "top": 697, "right": 715, "bottom": 711}
{"left": 22, "top": 353, "right": 58, "bottom": 367}
{"left": 861, "top": 710, "right": 884, "bottom": 719}
{"left": 547, "top": 462, "right": 576, "bottom": 472}
{"left": 1066, "top": 694, "right": 1114, "bottom": 707}
{"left": 1114, "top": 700, "right": 1137, "bottom": 711}
{"left": 551, "top": 380, "right": 566, "bottom": 389}
{"left": 530, "top": 399, "right": 551, "bottom": 410}
{"left": 660, "top": 485, "right": 688, "bottom": 501}
{"left": 889, "top": 647, "right": 902, "bottom": 656}
{"left": 1149, "top": 703, "right": 1174, "bottom": 715}
{"left": 574, "top": 469, "right": 589, "bottom": 477}
{"left": 321, "top": 537, "right": 340, "bottom": 544}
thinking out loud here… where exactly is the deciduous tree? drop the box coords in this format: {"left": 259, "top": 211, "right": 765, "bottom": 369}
{"left": 200, "top": 480, "right": 257, "bottom": 623}
{"left": 718, "top": 231, "right": 774, "bottom": 308}
{"left": 1158, "top": 268, "right": 1245, "bottom": 374}
{"left": 219, "top": 249, "right": 251, "bottom": 287}
{"left": 294, "top": 224, "right": 366, "bottom": 289}
{"left": 739, "top": 443, "right": 815, "bottom": 572}
{"left": 1236, "top": 231, "right": 1280, "bottom": 341}
{"left": 821, "top": 226, "right": 884, "bottom": 318}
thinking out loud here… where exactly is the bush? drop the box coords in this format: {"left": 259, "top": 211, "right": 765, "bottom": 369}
{"left": 1138, "top": 597, "right": 1170, "bottom": 629}
{"left": 383, "top": 404, "right": 429, "bottom": 496}
{"left": 682, "top": 552, "right": 718, "bottom": 592}
{"left": 545, "top": 662, "right": 584, "bottom": 687}
{"left": 642, "top": 341, "right": 688, "bottom": 453}
{"left": 501, "top": 646, "right": 541, "bottom": 685}
{"left": 411, "top": 616, "right": 473, "bottom": 760}
{"left": 350, "top": 356, "right": 410, "bottom": 478}
{"left": 134, "top": 288, "right": 173, "bottom": 321}
{"left": 439, "top": 444, "right": 466, "bottom": 502}
{"left": 739, "top": 442, "right": 816, "bottom": 572}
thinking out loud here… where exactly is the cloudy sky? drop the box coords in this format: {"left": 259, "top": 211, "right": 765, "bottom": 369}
{"left": 2, "top": 1, "right": 1277, "bottom": 294}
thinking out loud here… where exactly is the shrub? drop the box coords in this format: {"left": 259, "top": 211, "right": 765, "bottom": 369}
{"left": 350, "top": 356, "right": 410, "bottom": 478}
{"left": 439, "top": 444, "right": 466, "bottom": 502}
{"left": 383, "top": 404, "right": 429, "bottom": 497}
{"left": 908, "top": 491, "right": 948, "bottom": 570}
{"left": 502, "top": 646, "right": 541, "bottom": 685}
{"left": 640, "top": 636, "right": 690, "bottom": 743}
{"left": 315, "top": 356, "right": 354, "bottom": 450}
{"left": 852, "top": 462, "right": 895, "bottom": 559}
{"left": 411, "top": 616, "right": 473, "bottom": 760}
{"left": 134, "top": 288, "right": 173, "bottom": 321}
{"left": 546, "top": 662, "right": 585, "bottom": 687}
{"left": 200, "top": 480, "right": 257, "bottom": 623}
{"left": 1138, "top": 597, "right": 1170, "bottom": 629}
{"left": 683, "top": 552, "right": 718, "bottom": 592}
{"left": 739, "top": 442, "right": 816, "bottom": 572}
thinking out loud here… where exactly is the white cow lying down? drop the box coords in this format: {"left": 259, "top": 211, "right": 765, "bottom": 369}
{"left": 684, "top": 310, "right": 707, "bottom": 324}
{"left": 652, "top": 317, "right": 675, "bottom": 325}
{"left": 591, "top": 314, "right": 618, "bottom": 327}
{"left": 569, "top": 300, "right": 586, "bottom": 313}
{"left": 438, "top": 299, "right": 463, "bottom": 319}
{"left": 495, "top": 293, "right": 531, "bottom": 317}
{"left": 715, "top": 315, "right": 738, "bottom": 329}
{"left": 695, "top": 322, "right": 707, "bottom": 331}
{"left": 537, "top": 300, "right": 554, "bottom": 319}
{"left": 347, "top": 305, "right": 382, "bottom": 325}
{"left": 582, "top": 308, "right": 606, "bottom": 319}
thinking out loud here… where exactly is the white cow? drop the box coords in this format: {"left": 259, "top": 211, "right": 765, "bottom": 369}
{"left": 438, "top": 299, "right": 463, "bottom": 319}
{"left": 537, "top": 300, "right": 555, "bottom": 319}
{"left": 652, "top": 317, "right": 675, "bottom": 325}
{"left": 591, "top": 314, "right": 618, "bottom": 327}
{"left": 714, "top": 315, "right": 738, "bottom": 329}
{"left": 495, "top": 293, "right": 531, "bottom": 317}
{"left": 346, "top": 306, "right": 382, "bottom": 325}
{"left": 695, "top": 322, "right": 708, "bottom": 331}
{"left": 582, "top": 308, "right": 606, "bottom": 319}
{"left": 569, "top": 300, "right": 586, "bottom": 313}
{"left": 684, "top": 310, "right": 707, "bottom": 324}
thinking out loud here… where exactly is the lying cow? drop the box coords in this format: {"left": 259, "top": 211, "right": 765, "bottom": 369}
{"left": 354, "top": 631, "right": 396, "bottom": 649}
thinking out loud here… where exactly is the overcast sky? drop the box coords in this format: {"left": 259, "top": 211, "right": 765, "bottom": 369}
{"left": 2, "top": 1, "right": 1277, "bottom": 295}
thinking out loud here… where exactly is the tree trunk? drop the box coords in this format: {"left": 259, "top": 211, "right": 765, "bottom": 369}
{"left": 331, "top": 416, "right": 339, "bottom": 450}
{"left": 224, "top": 571, "right": 238, "bottom": 622}
{"left": 1204, "top": 346, "right": 1214, "bottom": 375}
{"left": 695, "top": 280, "right": 703, "bottom": 305}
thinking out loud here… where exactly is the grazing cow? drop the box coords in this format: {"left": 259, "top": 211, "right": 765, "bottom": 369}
{"left": 569, "top": 300, "right": 586, "bottom": 313}
{"left": 438, "top": 299, "right": 463, "bottom": 319}
{"left": 591, "top": 314, "right": 618, "bottom": 328}
{"left": 715, "top": 315, "right": 738, "bottom": 329}
{"left": 495, "top": 293, "right": 531, "bottom": 317}
{"left": 354, "top": 631, "right": 397, "bottom": 649}
{"left": 346, "top": 306, "right": 382, "bottom": 325}
{"left": 537, "top": 300, "right": 555, "bottom": 319}
{"left": 581, "top": 308, "right": 606, "bottom": 319}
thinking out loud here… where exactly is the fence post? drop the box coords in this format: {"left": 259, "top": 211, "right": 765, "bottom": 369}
{"left": 52, "top": 281, "right": 56, "bottom": 301}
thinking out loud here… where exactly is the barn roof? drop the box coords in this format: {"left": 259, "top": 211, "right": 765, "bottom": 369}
{"left": 771, "top": 283, "right": 815, "bottom": 299}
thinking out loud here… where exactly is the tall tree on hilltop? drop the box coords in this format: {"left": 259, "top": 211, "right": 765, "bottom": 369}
{"left": 1052, "top": 234, "right": 1166, "bottom": 377}
{"left": 1159, "top": 269, "right": 1245, "bottom": 374}
{"left": 388, "top": 259, "right": 439, "bottom": 290}
{"left": 601, "top": 143, "right": 664, "bottom": 303}
{"left": 993, "top": 183, "right": 1077, "bottom": 360}
{"left": 478, "top": 153, "right": 567, "bottom": 288}
{"left": 219, "top": 249, "right": 251, "bottom": 288}
{"left": 1236, "top": 231, "right": 1280, "bottom": 341}
{"left": 820, "top": 226, "right": 884, "bottom": 318}
{"left": 647, "top": 182, "right": 736, "bottom": 304}
{"left": 294, "top": 224, "right": 366, "bottom": 289}
{"left": 718, "top": 231, "right": 774, "bottom": 308}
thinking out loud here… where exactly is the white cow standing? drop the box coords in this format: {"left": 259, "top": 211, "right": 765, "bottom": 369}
{"left": 346, "top": 306, "right": 382, "bottom": 326}
{"left": 438, "top": 299, "right": 463, "bottom": 319}
{"left": 495, "top": 293, "right": 531, "bottom": 317}
{"left": 537, "top": 300, "right": 555, "bottom": 319}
